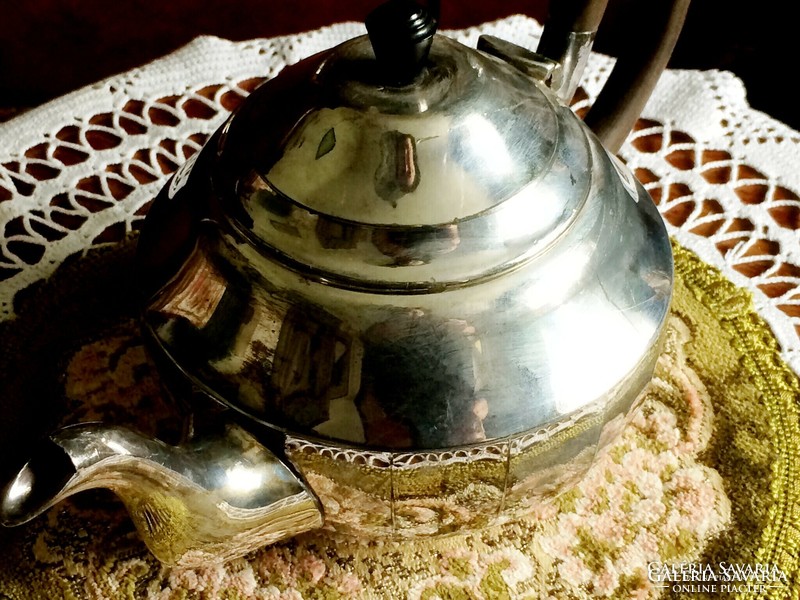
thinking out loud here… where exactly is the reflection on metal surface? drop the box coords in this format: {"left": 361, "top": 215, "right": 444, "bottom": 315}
{"left": 238, "top": 36, "right": 560, "bottom": 230}
{"left": 544, "top": 296, "right": 652, "bottom": 415}
{"left": 375, "top": 131, "right": 420, "bottom": 205}
{"left": 286, "top": 442, "right": 395, "bottom": 536}
{"left": 0, "top": 423, "right": 323, "bottom": 567}
{"left": 461, "top": 113, "right": 515, "bottom": 178}
{"left": 357, "top": 312, "right": 485, "bottom": 448}
{"left": 149, "top": 246, "right": 227, "bottom": 329}
{"left": 282, "top": 381, "right": 640, "bottom": 538}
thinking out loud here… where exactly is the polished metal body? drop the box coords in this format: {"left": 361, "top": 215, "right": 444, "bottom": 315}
{"left": 142, "top": 34, "right": 672, "bottom": 451}
{"left": 1, "top": 0, "right": 686, "bottom": 566}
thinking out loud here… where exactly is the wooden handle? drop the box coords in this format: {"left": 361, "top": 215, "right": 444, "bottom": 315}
{"left": 583, "top": 0, "right": 691, "bottom": 153}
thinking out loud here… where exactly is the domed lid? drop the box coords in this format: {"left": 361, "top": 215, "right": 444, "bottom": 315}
{"left": 210, "top": 6, "right": 593, "bottom": 292}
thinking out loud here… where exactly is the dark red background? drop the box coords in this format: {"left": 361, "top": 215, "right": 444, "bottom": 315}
{"left": 0, "top": 1, "right": 796, "bottom": 129}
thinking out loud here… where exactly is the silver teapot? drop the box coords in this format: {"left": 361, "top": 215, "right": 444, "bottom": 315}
{"left": 1, "top": 0, "right": 686, "bottom": 567}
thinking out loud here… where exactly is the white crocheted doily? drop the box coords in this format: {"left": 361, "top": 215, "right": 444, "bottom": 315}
{"left": 2, "top": 16, "right": 799, "bottom": 373}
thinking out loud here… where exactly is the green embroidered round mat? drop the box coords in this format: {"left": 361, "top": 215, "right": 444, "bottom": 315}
{"left": 0, "top": 241, "right": 798, "bottom": 600}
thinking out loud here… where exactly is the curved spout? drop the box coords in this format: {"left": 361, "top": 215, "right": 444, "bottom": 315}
{"left": 0, "top": 423, "right": 323, "bottom": 567}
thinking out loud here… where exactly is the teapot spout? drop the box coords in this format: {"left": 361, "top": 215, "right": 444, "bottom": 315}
{"left": 0, "top": 423, "right": 323, "bottom": 567}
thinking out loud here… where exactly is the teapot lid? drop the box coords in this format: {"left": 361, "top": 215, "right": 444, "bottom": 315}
{"left": 211, "top": 14, "right": 592, "bottom": 292}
